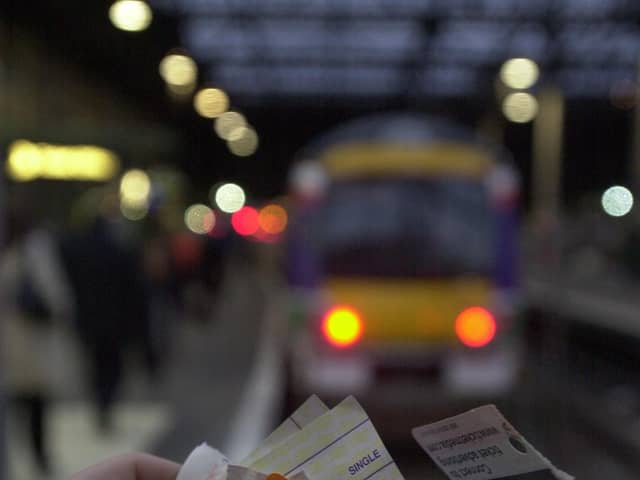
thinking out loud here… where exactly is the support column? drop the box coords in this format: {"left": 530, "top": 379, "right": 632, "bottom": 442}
{"left": 532, "top": 87, "right": 565, "bottom": 265}
{"left": 0, "top": 173, "right": 7, "bottom": 480}
{"left": 532, "top": 87, "right": 565, "bottom": 219}
{"left": 630, "top": 61, "right": 640, "bottom": 191}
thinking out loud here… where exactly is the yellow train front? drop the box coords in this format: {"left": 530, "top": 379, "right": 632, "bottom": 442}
{"left": 285, "top": 114, "right": 521, "bottom": 405}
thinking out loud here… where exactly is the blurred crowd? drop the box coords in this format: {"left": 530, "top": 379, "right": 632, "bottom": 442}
{"left": 0, "top": 200, "right": 229, "bottom": 476}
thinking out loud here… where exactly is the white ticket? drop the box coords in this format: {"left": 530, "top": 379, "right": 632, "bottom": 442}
{"left": 176, "top": 443, "right": 230, "bottom": 480}
{"left": 241, "top": 395, "right": 329, "bottom": 466}
{"left": 412, "top": 405, "right": 573, "bottom": 480}
{"left": 249, "top": 396, "right": 404, "bottom": 480}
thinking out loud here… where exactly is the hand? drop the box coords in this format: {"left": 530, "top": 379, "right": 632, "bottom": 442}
{"left": 70, "top": 453, "right": 180, "bottom": 480}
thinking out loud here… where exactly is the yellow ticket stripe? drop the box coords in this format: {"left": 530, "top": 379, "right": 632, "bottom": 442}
{"left": 249, "top": 397, "right": 404, "bottom": 480}
{"left": 241, "top": 395, "right": 329, "bottom": 466}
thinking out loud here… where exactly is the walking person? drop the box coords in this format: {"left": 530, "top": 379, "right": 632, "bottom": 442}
{"left": 0, "top": 210, "right": 73, "bottom": 475}
{"left": 60, "top": 214, "right": 151, "bottom": 432}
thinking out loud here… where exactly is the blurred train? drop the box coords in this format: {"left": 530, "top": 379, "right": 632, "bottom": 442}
{"left": 284, "top": 114, "right": 521, "bottom": 404}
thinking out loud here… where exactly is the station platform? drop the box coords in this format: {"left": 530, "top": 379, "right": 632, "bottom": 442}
{"left": 7, "top": 257, "right": 640, "bottom": 480}
{"left": 7, "top": 256, "right": 270, "bottom": 479}
{"left": 525, "top": 264, "right": 640, "bottom": 339}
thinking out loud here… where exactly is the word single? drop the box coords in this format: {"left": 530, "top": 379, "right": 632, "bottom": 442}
{"left": 348, "top": 449, "right": 382, "bottom": 476}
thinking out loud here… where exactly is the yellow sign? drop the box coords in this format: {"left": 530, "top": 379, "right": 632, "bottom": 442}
{"left": 322, "top": 143, "right": 493, "bottom": 179}
{"left": 6, "top": 139, "right": 120, "bottom": 181}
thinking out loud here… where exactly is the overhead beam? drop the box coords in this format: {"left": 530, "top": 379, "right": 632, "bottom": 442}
{"left": 160, "top": 0, "right": 639, "bottom": 20}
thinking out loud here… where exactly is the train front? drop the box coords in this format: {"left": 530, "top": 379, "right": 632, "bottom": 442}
{"left": 285, "top": 114, "right": 521, "bottom": 409}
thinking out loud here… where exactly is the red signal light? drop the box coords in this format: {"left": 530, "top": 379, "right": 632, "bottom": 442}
{"left": 322, "top": 307, "right": 363, "bottom": 348}
{"left": 231, "top": 206, "right": 259, "bottom": 236}
{"left": 455, "top": 307, "right": 496, "bottom": 348}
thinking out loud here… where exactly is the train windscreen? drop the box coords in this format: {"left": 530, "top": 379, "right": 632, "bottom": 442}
{"left": 316, "top": 177, "right": 494, "bottom": 277}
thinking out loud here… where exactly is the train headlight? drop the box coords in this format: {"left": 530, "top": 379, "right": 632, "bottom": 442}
{"left": 455, "top": 307, "right": 496, "bottom": 348}
{"left": 322, "top": 306, "right": 363, "bottom": 348}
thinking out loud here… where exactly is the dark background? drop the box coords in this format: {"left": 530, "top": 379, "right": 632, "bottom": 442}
{"left": 2, "top": 0, "right": 638, "bottom": 205}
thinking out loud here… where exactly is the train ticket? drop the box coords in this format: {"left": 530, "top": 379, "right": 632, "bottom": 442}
{"left": 241, "top": 395, "right": 329, "bottom": 466}
{"left": 412, "top": 405, "right": 573, "bottom": 480}
{"left": 176, "top": 443, "right": 230, "bottom": 480}
{"left": 248, "top": 396, "right": 404, "bottom": 480}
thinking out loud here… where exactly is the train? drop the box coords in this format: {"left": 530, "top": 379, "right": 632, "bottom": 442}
{"left": 284, "top": 113, "right": 521, "bottom": 405}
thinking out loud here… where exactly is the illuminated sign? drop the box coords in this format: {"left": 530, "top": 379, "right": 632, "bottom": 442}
{"left": 6, "top": 139, "right": 120, "bottom": 181}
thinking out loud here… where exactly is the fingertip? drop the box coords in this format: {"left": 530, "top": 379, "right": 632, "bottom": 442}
{"left": 133, "top": 453, "right": 181, "bottom": 480}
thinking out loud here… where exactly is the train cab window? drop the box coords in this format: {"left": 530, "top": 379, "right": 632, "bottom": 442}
{"left": 314, "top": 178, "right": 494, "bottom": 277}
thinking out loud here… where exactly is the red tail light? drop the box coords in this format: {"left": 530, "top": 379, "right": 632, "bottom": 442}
{"left": 322, "top": 306, "right": 363, "bottom": 348}
{"left": 455, "top": 307, "right": 496, "bottom": 348}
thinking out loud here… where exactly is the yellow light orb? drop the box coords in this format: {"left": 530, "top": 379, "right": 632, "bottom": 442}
{"left": 6, "top": 140, "right": 119, "bottom": 182}
{"left": 226, "top": 126, "right": 247, "bottom": 142}
{"left": 159, "top": 53, "right": 198, "bottom": 87}
{"left": 227, "top": 126, "right": 259, "bottom": 157}
{"left": 214, "top": 111, "right": 246, "bottom": 140}
{"left": 213, "top": 183, "right": 246, "bottom": 213}
{"left": 194, "top": 88, "right": 230, "bottom": 118}
{"left": 322, "top": 307, "right": 363, "bottom": 347}
{"left": 502, "top": 92, "right": 538, "bottom": 123}
{"left": 109, "top": 0, "right": 152, "bottom": 32}
{"left": 6, "top": 140, "right": 42, "bottom": 181}
{"left": 500, "top": 58, "right": 539, "bottom": 90}
{"left": 184, "top": 204, "right": 215, "bottom": 234}
{"left": 120, "top": 169, "right": 151, "bottom": 206}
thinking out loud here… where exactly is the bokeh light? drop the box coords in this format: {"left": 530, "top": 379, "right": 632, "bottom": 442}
{"left": 213, "top": 183, "right": 246, "bottom": 213}
{"left": 6, "top": 140, "right": 119, "bottom": 182}
{"left": 231, "top": 206, "right": 259, "bottom": 236}
{"left": 184, "top": 204, "right": 215, "bottom": 234}
{"left": 159, "top": 53, "right": 198, "bottom": 87}
{"left": 499, "top": 58, "right": 539, "bottom": 90}
{"left": 289, "top": 161, "right": 329, "bottom": 199}
{"left": 227, "top": 126, "right": 259, "bottom": 157}
{"left": 601, "top": 185, "right": 633, "bottom": 217}
{"left": 120, "top": 169, "right": 151, "bottom": 207}
{"left": 214, "top": 111, "right": 246, "bottom": 140}
{"left": 322, "top": 307, "right": 363, "bottom": 348}
{"left": 502, "top": 92, "right": 538, "bottom": 123}
{"left": 455, "top": 307, "right": 496, "bottom": 348}
{"left": 109, "top": 0, "right": 152, "bottom": 32}
{"left": 194, "top": 88, "right": 230, "bottom": 118}
{"left": 258, "top": 204, "right": 288, "bottom": 235}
